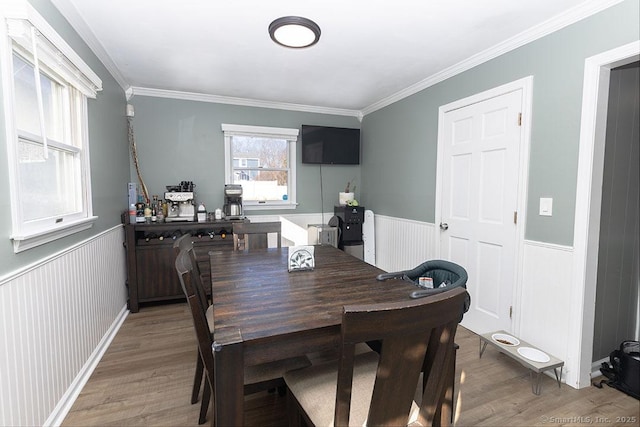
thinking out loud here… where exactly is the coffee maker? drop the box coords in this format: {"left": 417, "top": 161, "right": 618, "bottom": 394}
{"left": 164, "top": 181, "right": 196, "bottom": 222}
{"left": 223, "top": 184, "right": 243, "bottom": 219}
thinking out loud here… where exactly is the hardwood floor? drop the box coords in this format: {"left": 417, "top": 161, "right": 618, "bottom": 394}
{"left": 63, "top": 303, "right": 639, "bottom": 426}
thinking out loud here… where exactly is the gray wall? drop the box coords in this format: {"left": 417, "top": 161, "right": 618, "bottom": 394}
{"left": 128, "top": 96, "right": 361, "bottom": 215}
{"left": 592, "top": 63, "right": 640, "bottom": 360}
{"left": 2, "top": 1, "right": 637, "bottom": 277}
{"left": 0, "top": 0, "right": 129, "bottom": 277}
{"left": 360, "top": 0, "right": 640, "bottom": 246}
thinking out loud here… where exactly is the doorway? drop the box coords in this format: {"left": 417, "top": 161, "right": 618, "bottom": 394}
{"left": 436, "top": 77, "right": 533, "bottom": 335}
{"left": 571, "top": 41, "right": 640, "bottom": 388}
{"left": 592, "top": 61, "right": 639, "bottom": 364}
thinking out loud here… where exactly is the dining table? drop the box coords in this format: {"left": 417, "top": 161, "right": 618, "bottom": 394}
{"left": 208, "top": 245, "right": 437, "bottom": 425}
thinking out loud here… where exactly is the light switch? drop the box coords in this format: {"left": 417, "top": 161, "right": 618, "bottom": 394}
{"left": 539, "top": 198, "right": 553, "bottom": 216}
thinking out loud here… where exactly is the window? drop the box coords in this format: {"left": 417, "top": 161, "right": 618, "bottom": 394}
{"left": 2, "top": 2, "right": 102, "bottom": 252}
{"left": 222, "top": 124, "right": 298, "bottom": 209}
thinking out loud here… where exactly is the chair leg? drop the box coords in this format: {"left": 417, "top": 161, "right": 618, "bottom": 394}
{"left": 192, "top": 349, "right": 204, "bottom": 404}
{"left": 199, "top": 379, "right": 211, "bottom": 425}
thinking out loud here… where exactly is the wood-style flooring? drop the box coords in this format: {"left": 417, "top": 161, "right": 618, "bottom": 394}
{"left": 62, "top": 303, "right": 639, "bottom": 426}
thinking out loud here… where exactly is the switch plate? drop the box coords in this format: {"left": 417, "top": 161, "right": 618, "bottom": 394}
{"left": 539, "top": 198, "right": 553, "bottom": 216}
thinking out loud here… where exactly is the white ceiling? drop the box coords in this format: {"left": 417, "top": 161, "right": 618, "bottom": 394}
{"left": 51, "top": 0, "right": 619, "bottom": 115}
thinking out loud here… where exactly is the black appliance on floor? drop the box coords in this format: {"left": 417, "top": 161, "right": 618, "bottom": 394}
{"left": 333, "top": 205, "right": 365, "bottom": 260}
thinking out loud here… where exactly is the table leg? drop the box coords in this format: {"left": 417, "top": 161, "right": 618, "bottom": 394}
{"left": 213, "top": 340, "right": 244, "bottom": 426}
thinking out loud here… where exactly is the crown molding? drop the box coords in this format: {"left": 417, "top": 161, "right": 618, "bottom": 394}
{"left": 50, "top": 0, "right": 623, "bottom": 118}
{"left": 128, "top": 86, "right": 362, "bottom": 118}
{"left": 361, "top": 0, "right": 626, "bottom": 116}
{"left": 50, "top": 0, "right": 128, "bottom": 91}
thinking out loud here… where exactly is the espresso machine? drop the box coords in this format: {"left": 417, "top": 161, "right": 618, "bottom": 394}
{"left": 223, "top": 184, "right": 243, "bottom": 219}
{"left": 164, "top": 181, "right": 196, "bottom": 222}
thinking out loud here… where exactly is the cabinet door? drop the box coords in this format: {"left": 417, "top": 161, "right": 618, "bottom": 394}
{"left": 136, "top": 246, "right": 182, "bottom": 300}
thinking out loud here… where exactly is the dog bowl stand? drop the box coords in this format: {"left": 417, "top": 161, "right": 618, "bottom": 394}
{"left": 479, "top": 330, "right": 564, "bottom": 395}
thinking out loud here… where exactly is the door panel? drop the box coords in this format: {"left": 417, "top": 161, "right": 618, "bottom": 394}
{"left": 479, "top": 149, "right": 506, "bottom": 223}
{"left": 450, "top": 154, "right": 472, "bottom": 219}
{"left": 475, "top": 241, "right": 502, "bottom": 317}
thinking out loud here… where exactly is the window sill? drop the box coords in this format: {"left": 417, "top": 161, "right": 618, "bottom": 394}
{"left": 11, "top": 216, "right": 98, "bottom": 253}
{"left": 243, "top": 203, "right": 297, "bottom": 211}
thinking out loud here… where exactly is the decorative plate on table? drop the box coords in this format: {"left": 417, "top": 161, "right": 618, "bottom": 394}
{"left": 288, "top": 245, "right": 315, "bottom": 272}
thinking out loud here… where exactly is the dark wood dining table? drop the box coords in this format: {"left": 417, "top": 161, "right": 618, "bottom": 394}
{"left": 208, "top": 244, "right": 419, "bottom": 425}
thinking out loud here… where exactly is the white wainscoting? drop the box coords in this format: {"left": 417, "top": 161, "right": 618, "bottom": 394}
{"left": 518, "top": 240, "right": 575, "bottom": 384}
{"left": 0, "top": 225, "right": 128, "bottom": 427}
{"left": 373, "top": 215, "right": 437, "bottom": 273}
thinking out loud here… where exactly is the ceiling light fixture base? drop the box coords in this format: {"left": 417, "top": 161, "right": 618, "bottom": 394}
{"left": 269, "top": 16, "right": 321, "bottom": 49}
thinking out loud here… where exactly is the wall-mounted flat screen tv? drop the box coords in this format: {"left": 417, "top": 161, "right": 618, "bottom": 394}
{"left": 301, "top": 125, "right": 360, "bottom": 165}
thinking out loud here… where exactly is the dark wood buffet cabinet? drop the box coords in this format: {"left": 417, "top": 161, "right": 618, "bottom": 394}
{"left": 124, "top": 219, "right": 246, "bottom": 312}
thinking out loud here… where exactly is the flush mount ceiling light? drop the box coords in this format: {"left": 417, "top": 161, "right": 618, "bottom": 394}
{"left": 269, "top": 16, "right": 321, "bottom": 48}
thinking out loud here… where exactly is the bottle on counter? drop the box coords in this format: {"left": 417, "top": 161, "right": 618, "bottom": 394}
{"left": 156, "top": 200, "right": 165, "bottom": 223}
{"left": 136, "top": 202, "right": 146, "bottom": 223}
{"left": 197, "top": 203, "right": 207, "bottom": 222}
{"left": 129, "top": 204, "right": 136, "bottom": 224}
{"left": 144, "top": 206, "right": 152, "bottom": 223}
{"left": 151, "top": 195, "right": 158, "bottom": 222}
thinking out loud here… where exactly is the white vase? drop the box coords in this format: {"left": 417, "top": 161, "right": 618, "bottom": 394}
{"left": 339, "top": 192, "right": 354, "bottom": 205}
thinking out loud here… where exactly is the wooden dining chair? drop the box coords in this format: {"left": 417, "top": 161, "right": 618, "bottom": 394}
{"left": 175, "top": 249, "right": 311, "bottom": 425}
{"left": 173, "top": 236, "right": 213, "bottom": 413}
{"left": 232, "top": 221, "right": 282, "bottom": 251}
{"left": 283, "top": 286, "right": 469, "bottom": 427}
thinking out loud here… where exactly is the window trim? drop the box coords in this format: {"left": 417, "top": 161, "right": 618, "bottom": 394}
{"left": 221, "top": 124, "right": 298, "bottom": 210}
{"left": 2, "top": 1, "right": 101, "bottom": 252}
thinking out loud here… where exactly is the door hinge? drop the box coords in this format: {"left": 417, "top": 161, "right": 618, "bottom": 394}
{"left": 513, "top": 211, "right": 518, "bottom": 224}
{"left": 518, "top": 113, "right": 522, "bottom": 126}
{"left": 509, "top": 306, "right": 513, "bottom": 319}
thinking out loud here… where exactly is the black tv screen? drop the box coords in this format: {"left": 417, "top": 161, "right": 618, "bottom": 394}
{"left": 301, "top": 125, "right": 360, "bottom": 165}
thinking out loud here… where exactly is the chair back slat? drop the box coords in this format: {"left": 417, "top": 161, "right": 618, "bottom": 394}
{"left": 173, "top": 233, "right": 193, "bottom": 254}
{"left": 175, "top": 249, "right": 196, "bottom": 297}
{"left": 174, "top": 233, "right": 209, "bottom": 310}
{"left": 334, "top": 287, "right": 468, "bottom": 426}
{"left": 188, "top": 248, "right": 210, "bottom": 312}
{"left": 232, "top": 221, "right": 282, "bottom": 250}
{"left": 175, "top": 250, "right": 215, "bottom": 386}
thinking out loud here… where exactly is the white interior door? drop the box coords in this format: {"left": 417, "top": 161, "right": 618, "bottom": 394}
{"left": 439, "top": 89, "right": 522, "bottom": 334}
